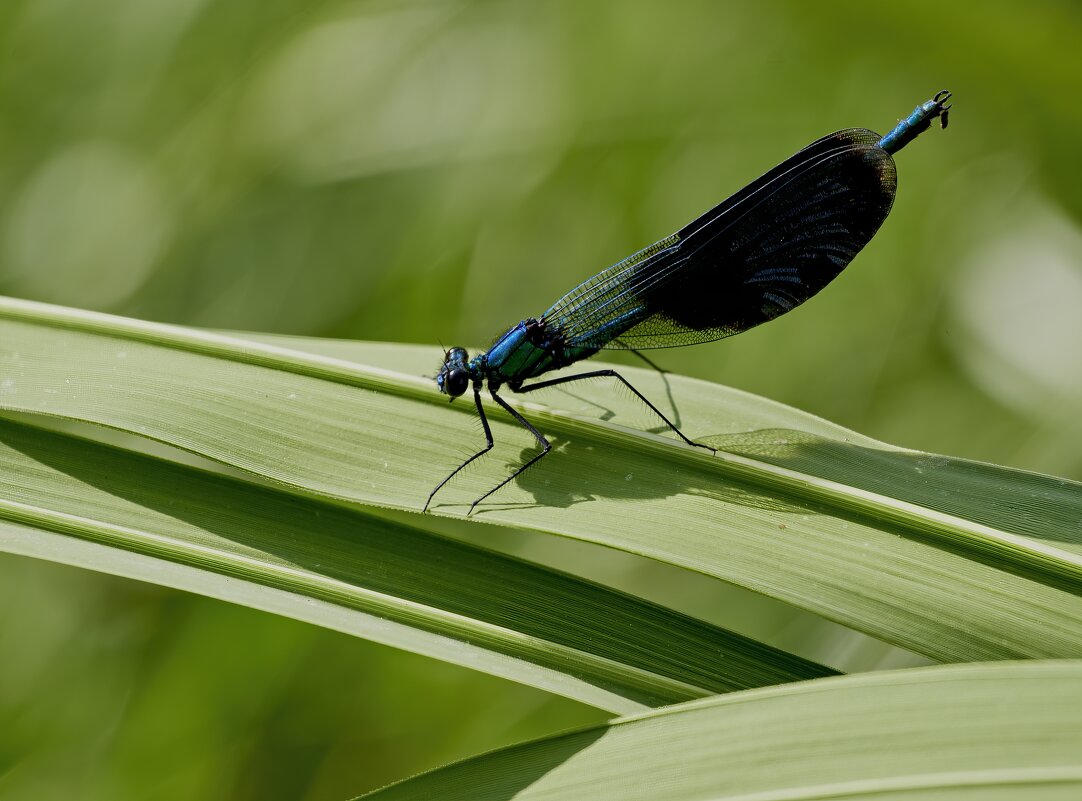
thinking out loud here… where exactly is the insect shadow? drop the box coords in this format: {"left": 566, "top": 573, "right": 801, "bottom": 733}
{"left": 477, "top": 433, "right": 799, "bottom": 515}
{"left": 475, "top": 426, "right": 1082, "bottom": 595}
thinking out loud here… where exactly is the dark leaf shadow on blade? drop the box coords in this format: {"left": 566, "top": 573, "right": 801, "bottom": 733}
{"left": 0, "top": 417, "right": 837, "bottom": 709}
{"left": 475, "top": 426, "right": 1082, "bottom": 596}
{"left": 357, "top": 727, "right": 605, "bottom": 800}
{"left": 702, "top": 429, "right": 1082, "bottom": 595}
{"left": 355, "top": 661, "right": 1082, "bottom": 801}
{"left": 357, "top": 725, "right": 607, "bottom": 801}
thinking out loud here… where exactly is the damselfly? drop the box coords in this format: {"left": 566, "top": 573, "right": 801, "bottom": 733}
{"left": 428, "top": 91, "right": 952, "bottom": 513}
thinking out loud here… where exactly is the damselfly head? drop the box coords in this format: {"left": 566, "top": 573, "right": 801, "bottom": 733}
{"left": 436, "top": 347, "right": 471, "bottom": 399}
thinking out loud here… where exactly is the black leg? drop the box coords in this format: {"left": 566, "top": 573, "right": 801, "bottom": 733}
{"left": 468, "top": 391, "right": 550, "bottom": 515}
{"left": 514, "top": 369, "right": 714, "bottom": 453}
{"left": 622, "top": 347, "right": 681, "bottom": 428}
{"left": 423, "top": 387, "right": 494, "bottom": 513}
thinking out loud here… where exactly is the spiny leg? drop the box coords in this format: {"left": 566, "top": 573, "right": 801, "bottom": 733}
{"left": 623, "top": 346, "right": 682, "bottom": 429}
{"left": 514, "top": 369, "right": 714, "bottom": 453}
{"left": 468, "top": 390, "right": 550, "bottom": 515}
{"left": 424, "top": 387, "right": 494, "bottom": 513}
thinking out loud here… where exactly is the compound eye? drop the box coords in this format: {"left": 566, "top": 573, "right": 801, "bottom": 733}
{"left": 445, "top": 368, "right": 469, "bottom": 397}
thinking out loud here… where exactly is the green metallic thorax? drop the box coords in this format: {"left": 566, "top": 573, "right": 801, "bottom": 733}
{"left": 479, "top": 318, "right": 597, "bottom": 389}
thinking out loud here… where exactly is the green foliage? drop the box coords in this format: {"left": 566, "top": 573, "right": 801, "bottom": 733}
{"left": 2, "top": 1, "right": 1082, "bottom": 798}
{"left": 361, "top": 663, "right": 1082, "bottom": 800}
{"left": 2, "top": 297, "right": 1081, "bottom": 797}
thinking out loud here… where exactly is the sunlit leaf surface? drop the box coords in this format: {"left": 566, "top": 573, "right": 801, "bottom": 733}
{"left": 359, "top": 661, "right": 1082, "bottom": 801}
{"left": 2, "top": 297, "right": 1080, "bottom": 678}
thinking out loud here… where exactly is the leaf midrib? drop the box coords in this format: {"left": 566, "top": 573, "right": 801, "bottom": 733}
{"left": 3, "top": 295, "right": 1080, "bottom": 590}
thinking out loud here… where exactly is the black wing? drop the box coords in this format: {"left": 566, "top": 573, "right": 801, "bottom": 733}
{"left": 541, "top": 129, "right": 897, "bottom": 350}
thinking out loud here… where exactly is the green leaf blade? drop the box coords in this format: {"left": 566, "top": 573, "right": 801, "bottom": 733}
{"left": 0, "top": 415, "right": 831, "bottom": 713}
{"left": 2, "top": 296, "right": 1082, "bottom": 668}
{"left": 358, "top": 661, "right": 1082, "bottom": 801}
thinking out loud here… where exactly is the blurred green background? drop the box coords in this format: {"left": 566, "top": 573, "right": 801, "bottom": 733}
{"left": 2, "top": 1, "right": 1081, "bottom": 798}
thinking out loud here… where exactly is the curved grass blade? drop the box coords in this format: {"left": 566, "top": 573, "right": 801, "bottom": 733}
{"left": 358, "top": 661, "right": 1082, "bottom": 800}
{"left": 0, "top": 416, "right": 833, "bottom": 714}
{"left": 2, "top": 296, "right": 1081, "bottom": 665}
